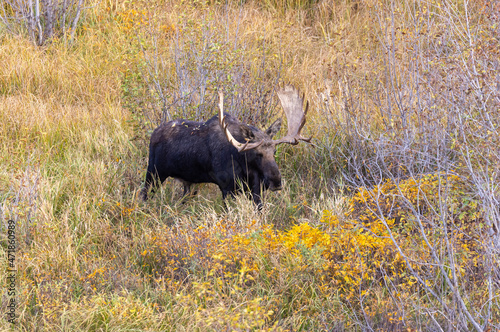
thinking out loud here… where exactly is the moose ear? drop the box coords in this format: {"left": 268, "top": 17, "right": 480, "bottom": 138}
{"left": 265, "top": 118, "right": 282, "bottom": 138}
{"left": 240, "top": 125, "right": 255, "bottom": 140}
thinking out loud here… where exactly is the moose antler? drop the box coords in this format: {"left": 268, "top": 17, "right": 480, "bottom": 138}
{"left": 273, "top": 85, "right": 311, "bottom": 145}
{"left": 219, "top": 91, "right": 263, "bottom": 152}
{"left": 219, "top": 85, "right": 310, "bottom": 151}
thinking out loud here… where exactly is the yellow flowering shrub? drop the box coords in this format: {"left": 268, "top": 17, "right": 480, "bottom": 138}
{"left": 350, "top": 173, "right": 482, "bottom": 230}
{"left": 142, "top": 215, "right": 403, "bottom": 305}
{"left": 138, "top": 172, "right": 486, "bottom": 327}
{"left": 342, "top": 173, "right": 486, "bottom": 309}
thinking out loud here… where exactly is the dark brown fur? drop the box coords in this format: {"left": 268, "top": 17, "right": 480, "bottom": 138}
{"left": 141, "top": 113, "right": 282, "bottom": 206}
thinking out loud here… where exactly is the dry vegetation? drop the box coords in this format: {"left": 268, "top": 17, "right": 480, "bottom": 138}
{"left": 1, "top": 0, "right": 499, "bottom": 330}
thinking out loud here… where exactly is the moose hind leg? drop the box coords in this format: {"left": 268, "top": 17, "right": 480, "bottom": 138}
{"left": 141, "top": 170, "right": 155, "bottom": 201}
{"left": 141, "top": 167, "right": 167, "bottom": 200}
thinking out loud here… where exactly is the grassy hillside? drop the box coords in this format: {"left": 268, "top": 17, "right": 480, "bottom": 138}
{"left": 1, "top": 0, "right": 499, "bottom": 330}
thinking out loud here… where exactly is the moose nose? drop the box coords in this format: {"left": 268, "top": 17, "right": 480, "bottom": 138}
{"left": 270, "top": 180, "right": 282, "bottom": 191}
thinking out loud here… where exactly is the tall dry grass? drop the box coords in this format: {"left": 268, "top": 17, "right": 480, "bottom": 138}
{"left": 0, "top": 0, "right": 498, "bottom": 330}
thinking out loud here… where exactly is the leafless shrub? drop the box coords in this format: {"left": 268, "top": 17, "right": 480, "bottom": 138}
{"left": 125, "top": 6, "right": 282, "bottom": 138}
{"left": 319, "top": 0, "right": 499, "bottom": 329}
{"left": 0, "top": 159, "right": 39, "bottom": 247}
{"left": 0, "top": 0, "right": 88, "bottom": 45}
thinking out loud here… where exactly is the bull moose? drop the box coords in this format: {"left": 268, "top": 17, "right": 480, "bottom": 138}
{"left": 141, "top": 85, "right": 310, "bottom": 207}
